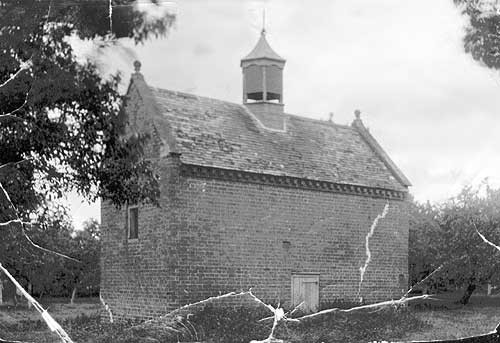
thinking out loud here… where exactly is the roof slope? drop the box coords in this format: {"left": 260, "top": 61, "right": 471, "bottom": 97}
{"left": 241, "top": 31, "right": 285, "bottom": 62}
{"left": 147, "top": 87, "right": 409, "bottom": 192}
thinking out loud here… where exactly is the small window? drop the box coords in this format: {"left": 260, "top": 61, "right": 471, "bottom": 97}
{"left": 128, "top": 206, "right": 139, "bottom": 239}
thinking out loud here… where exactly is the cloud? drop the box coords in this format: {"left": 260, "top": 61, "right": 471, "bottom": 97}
{"left": 193, "top": 43, "right": 213, "bottom": 56}
{"left": 69, "top": 0, "right": 500, "bottom": 223}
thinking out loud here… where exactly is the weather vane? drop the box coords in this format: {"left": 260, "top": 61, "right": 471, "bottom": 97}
{"left": 262, "top": 8, "right": 266, "bottom": 34}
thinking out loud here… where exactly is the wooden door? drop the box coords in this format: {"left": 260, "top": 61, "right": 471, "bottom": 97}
{"left": 291, "top": 274, "right": 319, "bottom": 313}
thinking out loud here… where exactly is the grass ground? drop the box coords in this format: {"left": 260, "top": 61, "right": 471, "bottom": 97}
{"left": 402, "top": 306, "right": 500, "bottom": 341}
{"left": 0, "top": 297, "right": 100, "bottom": 324}
{"left": 0, "top": 297, "right": 101, "bottom": 343}
{"left": 1, "top": 295, "right": 500, "bottom": 342}
{"left": 401, "top": 292, "right": 500, "bottom": 341}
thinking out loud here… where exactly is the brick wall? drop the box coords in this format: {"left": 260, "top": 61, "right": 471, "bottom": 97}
{"left": 101, "top": 154, "right": 409, "bottom": 321}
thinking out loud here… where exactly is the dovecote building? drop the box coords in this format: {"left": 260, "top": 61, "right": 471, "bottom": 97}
{"left": 100, "top": 30, "right": 411, "bottom": 321}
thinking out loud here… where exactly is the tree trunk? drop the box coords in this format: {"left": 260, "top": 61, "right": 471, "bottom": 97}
{"left": 459, "top": 283, "right": 476, "bottom": 305}
{"left": 70, "top": 287, "right": 77, "bottom": 305}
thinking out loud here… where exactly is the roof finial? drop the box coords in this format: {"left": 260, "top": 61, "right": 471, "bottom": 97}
{"left": 133, "top": 60, "right": 142, "bottom": 73}
{"left": 354, "top": 109, "right": 361, "bottom": 120}
{"left": 262, "top": 8, "right": 266, "bottom": 35}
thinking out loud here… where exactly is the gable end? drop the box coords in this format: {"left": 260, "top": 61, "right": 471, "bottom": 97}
{"left": 352, "top": 118, "right": 411, "bottom": 188}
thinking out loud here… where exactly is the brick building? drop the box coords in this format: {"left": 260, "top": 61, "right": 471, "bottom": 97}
{"left": 100, "top": 30, "right": 411, "bottom": 321}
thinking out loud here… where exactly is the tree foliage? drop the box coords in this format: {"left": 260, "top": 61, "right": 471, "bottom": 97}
{"left": 409, "top": 184, "right": 500, "bottom": 304}
{"left": 454, "top": 0, "right": 500, "bottom": 70}
{"left": 0, "top": 203, "right": 101, "bottom": 299}
{"left": 0, "top": 0, "right": 174, "bottom": 295}
{"left": 0, "top": 0, "right": 175, "bottom": 214}
{"left": 408, "top": 201, "right": 441, "bottom": 290}
{"left": 67, "top": 218, "right": 101, "bottom": 299}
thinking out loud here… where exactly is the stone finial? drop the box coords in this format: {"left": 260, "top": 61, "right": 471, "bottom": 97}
{"left": 354, "top": 109, "right": 361, "bottom": 120}
{"left": 133, "top": 60, "right": 142, "bottom": 73}
{"left": 328, "top": 112, "right": 334, "bottom": 122}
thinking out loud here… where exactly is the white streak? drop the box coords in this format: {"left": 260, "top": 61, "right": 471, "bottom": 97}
{"left": 0, "top": 60, "right": 32, "bottom": 89}
{"left": 295, "top": 294, "right": 437, "bottom": 321}
{"left": 133, "top": 291, "right": 251, "bottom": 328}
{"left": 0, "top": 336, "right": 34, "bottom": 343}
{"left": 22, "top": 227, "right": 81, "bottom": 263}
{"left": 357, "top": 202, "right": 390, "bottom": 302}
{"left": 476, "top": 226, "right": 500, "bottom": 252}
{"left": 247, "top": 291, "right": 287, "bottom": 342}
{"left": 403, "top": 263, "right": 443, "bottom": 298}
{"left": 0, "top": 263, "right": 74, "bottom": 343}
{"left": 0, "top": 88, "right": 30, "bottom": 117}
{"left": 0, "top": 182, "right": 80, "bottom": 263}
{"left": 0, "top": 158, "right": 32, "bottom": 171}
{"left": 100, "top": 293, "right": 114, "bottom": 323}
{"left": 109, "top": 0, "right": 113, "bottom": 33}
{"left": 0, "top": 219, "right": 24, "bottom": 227}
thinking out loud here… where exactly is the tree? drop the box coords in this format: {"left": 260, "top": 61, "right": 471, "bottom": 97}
{"left": 0, "top": 0, "right": 175, "bottom": 210}
{"left": 66, "top": 219, "right": 101, "bottom": 303}
{"left": 0, "top": 202, "right": 75, "bottom": 299}
{"left": 0, "top": 201, "right": 102, "bottom": 301}
{"left": 454, "top": 0, "right": 500, "bottom": 70}
{"left": 408, "top": 201, "right": 441, "bottom": 292}
{"left": 409, "top": 184, "right": 500, "bottom": 304}
{"left": 0, "top": 0, "right": 174, "bottom": 281}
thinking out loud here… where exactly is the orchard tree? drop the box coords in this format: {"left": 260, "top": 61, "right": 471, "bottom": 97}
{"left": 408, "top": 201, "right": 441, "bottom": 292}
{"left": 439, "top": 185, "right": 500, "bottom": 304}
{"left": 409, "top": 184, "right": 500, "bottom": 304}
{"left": 66, "top": 219, "right": 101, "bottom": 303}
{"left": 0, "top": 202, "right": 75, "bottom": 299}
{"left": 0, "top": 1, "right": 174, "bottom": 276}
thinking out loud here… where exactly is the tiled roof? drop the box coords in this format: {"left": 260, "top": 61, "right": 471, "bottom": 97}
{"left": 147, "top": 87, "right": 409, "bottom": 192}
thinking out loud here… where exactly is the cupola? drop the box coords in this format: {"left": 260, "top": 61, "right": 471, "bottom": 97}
{"left": 241, "top": 29, "right": 286, "bottom": 130}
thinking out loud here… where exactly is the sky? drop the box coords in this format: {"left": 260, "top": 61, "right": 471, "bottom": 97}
{"left": 69, "top": 0, "right": 500, "bottom": 229}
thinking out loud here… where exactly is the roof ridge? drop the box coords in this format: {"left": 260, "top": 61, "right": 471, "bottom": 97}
{"left": 149, "top": 86, "right": 353, "bottom": 129}
{"left": 149, "top": 86, "right": 241, "bottom": 107}
{"left": 286, "top": 113, "right": 353, "bottom": 129}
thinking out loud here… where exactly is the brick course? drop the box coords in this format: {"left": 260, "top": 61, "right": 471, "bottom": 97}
{"left": 101, "top": 154, "right": 409, "bottom": 321}
{"left": 100, "top": 71, "right": 410, "bottom": 322}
